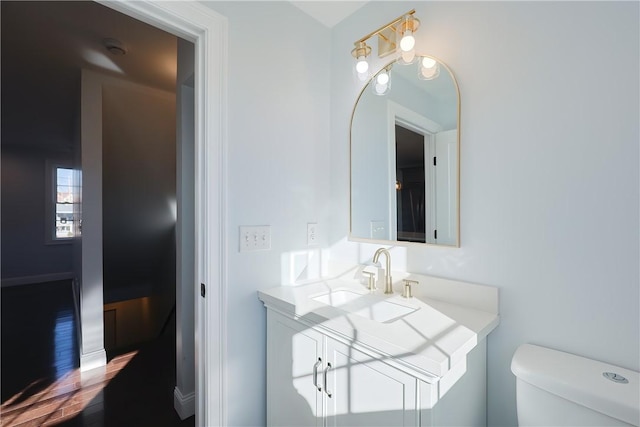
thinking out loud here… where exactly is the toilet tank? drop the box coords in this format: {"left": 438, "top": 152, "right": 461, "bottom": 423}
{"left": 511, "top": 344, "right": 639, "bottom": 427}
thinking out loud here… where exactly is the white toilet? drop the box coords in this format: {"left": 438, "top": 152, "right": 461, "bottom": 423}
{"left": 511, "top": 343, "right": 639, "bottom": 426}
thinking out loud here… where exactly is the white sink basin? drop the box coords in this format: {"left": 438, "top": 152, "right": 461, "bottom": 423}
{"left": 312, "top": 290, "right": 417, "bottom": 323}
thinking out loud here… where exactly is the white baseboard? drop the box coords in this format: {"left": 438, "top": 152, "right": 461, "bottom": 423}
{"left": 1, "top": 272, "right": 75, "bottom": 287}
{"left": 80, "top": 348, "right": 107, "bottom": 372}
{"left": 174, "top": 387, "right": 195, "bottom": 420}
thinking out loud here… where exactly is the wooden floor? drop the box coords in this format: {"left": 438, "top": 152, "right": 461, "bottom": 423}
{"left": 1, "top": 281, "right": 194, "bottom": 427}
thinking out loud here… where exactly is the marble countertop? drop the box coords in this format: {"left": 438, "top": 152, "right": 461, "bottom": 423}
{"left": 258, "top": 271, "right": 499, "bottom": 380}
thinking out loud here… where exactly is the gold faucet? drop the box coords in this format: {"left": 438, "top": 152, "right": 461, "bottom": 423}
{"left": 373, "top": 248, "right": 393, "bottom": 294}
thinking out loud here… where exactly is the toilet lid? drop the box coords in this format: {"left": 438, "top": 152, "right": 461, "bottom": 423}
{"left": 511, "top": 344, "right": 639, "bottom": 427}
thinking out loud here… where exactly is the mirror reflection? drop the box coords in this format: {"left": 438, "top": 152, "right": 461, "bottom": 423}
{"left": 350, "top": 56, "right": 459, "bottom": 246}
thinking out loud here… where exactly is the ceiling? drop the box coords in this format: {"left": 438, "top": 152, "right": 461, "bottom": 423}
{"left": 1, "top": 1, "right": 178, "bottom": 150}
{"left": 290, "top": 1, "right": 368, "bottom": 27}
{"left": 1, "top": 0, "right": 365, "bottom": 151}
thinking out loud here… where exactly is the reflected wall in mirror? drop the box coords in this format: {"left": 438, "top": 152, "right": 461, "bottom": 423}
{"left": 350, "top": 55, "right": 460, "bottom": 246}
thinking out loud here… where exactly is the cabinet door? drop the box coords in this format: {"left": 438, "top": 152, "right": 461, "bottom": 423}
{"left": 324, "top": 337, "right": 419, "bottom": 427}
{"left": 266, "top": 311, "right": 323, "bottom": 427}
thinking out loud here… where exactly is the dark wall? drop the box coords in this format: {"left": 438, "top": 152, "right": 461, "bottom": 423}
{"left": 1, "top": 145, "right": 75, "bottom": 280}
{"left": 101, "top": 83, "right": 176, "bottom": 303}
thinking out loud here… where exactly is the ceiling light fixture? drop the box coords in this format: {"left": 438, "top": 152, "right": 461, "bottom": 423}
{"left": 103, "top": 38, "right": 127, "bottom": 56}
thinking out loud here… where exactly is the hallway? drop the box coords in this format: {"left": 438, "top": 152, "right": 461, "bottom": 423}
{"left": 1, "top": 280, "right": 194, "bottom": 426}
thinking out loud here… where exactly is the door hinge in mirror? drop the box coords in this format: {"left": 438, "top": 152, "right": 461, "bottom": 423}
{"left": 201, "top": 283, "right": 206, "bottom": 298}
{"left": 433, "top": 156, "right": 437, "bottom": 166}
{"left": 434, "top": 229, "right": 438, "bottom": 240}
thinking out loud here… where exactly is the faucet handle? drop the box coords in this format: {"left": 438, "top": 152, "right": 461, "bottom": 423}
{"left": 363, "top": 271, "right": 376, "bottom": 291}
{"left": 402, "top": 279, "right": 418, "bottom": 298}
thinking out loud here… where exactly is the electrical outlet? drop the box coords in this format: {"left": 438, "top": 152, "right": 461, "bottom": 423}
{"left": 307, "top": 223, "right": 318, "bottom": 246}
{"left": 240, "top": 225, "right": 271, "bottom": 252}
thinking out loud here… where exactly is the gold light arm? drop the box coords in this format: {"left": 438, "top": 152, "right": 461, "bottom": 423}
{"left": 353, "top": 9, "right": 416, "bottom": 45}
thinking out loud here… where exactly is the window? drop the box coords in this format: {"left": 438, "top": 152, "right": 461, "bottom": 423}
{"left": 46, "top": 161, "right": 81, "bottom": 243}
{"left": 55, "top": 167, "right": 80, "bottom": 239}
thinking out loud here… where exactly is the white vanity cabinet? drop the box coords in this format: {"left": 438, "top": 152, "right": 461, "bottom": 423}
{"left": 267, "top": 310, "right": 418, "bottom": 427}
{"left": 260, "top": 275, "right": 498, "bottom": 427}
{"left": 267, "top": 310, "right": 323, "bottom": 426}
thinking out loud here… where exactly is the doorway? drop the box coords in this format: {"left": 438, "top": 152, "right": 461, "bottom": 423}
{"left": 395, "top": 124, "right": 428, "bottom": 243}
{"left": 1, "top": 1, "right": 227, "bottom": 425}
{"left": 85, "top": 3, "right": 228, "bottom": 425}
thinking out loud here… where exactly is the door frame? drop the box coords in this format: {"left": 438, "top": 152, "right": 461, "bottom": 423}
{"left": 97, "top": 2, "right": 228, "bottom": 425}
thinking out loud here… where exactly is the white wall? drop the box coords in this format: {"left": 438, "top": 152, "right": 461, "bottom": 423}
{"left": 80, "top": 69, "right": 107, "bottom": 370}
{"left": 330, "top": 2, "right": 639, "bottom": 426}
{"left": 200, "top": 2, "right": 331, "bottom": 425}
{"left": 175, "top": 37, "right": 196, "bottom": 418}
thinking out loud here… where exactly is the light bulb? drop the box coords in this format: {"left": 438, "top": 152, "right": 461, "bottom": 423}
{"left": 374, "top": 82, "right": 388, "bottom": 95}
{"left": 399, "top": 50, "right": 416, "bottom": 65}
{"left": 356, "top": 56, "right": 369, "bottom": 74}
{"left": 421, "top": 57, "right": 436, "bottom": 69}
{"left": 420, "top": 67, "right": 436, "bottom": 79}
{"left": 419, "top": 58, "right": 440, "bottom": 80}
{"left": 352, "top": 41, "right": 371, "bottom": 81}
{"left": 376, "top": 71, "right": 389, "bottom": 85}
{"left": 400, "top": 30, "right": 415, "bottom": 52}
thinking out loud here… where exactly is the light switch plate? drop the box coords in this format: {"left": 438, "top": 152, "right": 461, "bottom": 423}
{"left": 240, "top": 225, "right": 271, "bottom": 252}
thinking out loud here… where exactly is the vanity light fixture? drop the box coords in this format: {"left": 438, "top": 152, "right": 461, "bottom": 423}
{"left": 397, "top": 14, "right": 420, "bottom": 65}
{"left": 351, "top": 9, "right": 420, "bottom": 77}
{"left": 352, "top": 41, "right": 372, "bottom": 81}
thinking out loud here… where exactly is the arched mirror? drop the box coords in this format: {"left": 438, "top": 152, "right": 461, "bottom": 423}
{"left": 350, "top": 55, "right": 460, "bottom": 246}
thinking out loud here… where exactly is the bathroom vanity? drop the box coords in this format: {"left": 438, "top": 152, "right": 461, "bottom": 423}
{"left": 258, "top": 270, "right": 499, "bottom": 426}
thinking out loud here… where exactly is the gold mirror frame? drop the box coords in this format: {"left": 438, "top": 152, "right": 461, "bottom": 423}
{"left": 349, "top": 55, "right": 461, "bottom": 247}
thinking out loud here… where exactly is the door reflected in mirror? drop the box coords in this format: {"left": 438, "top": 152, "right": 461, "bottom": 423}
{"left": 396, "top": 125, "right": 426, "bottom": 243}
{"left": 350, "top": 55, "right": 459, "bottom": 246}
